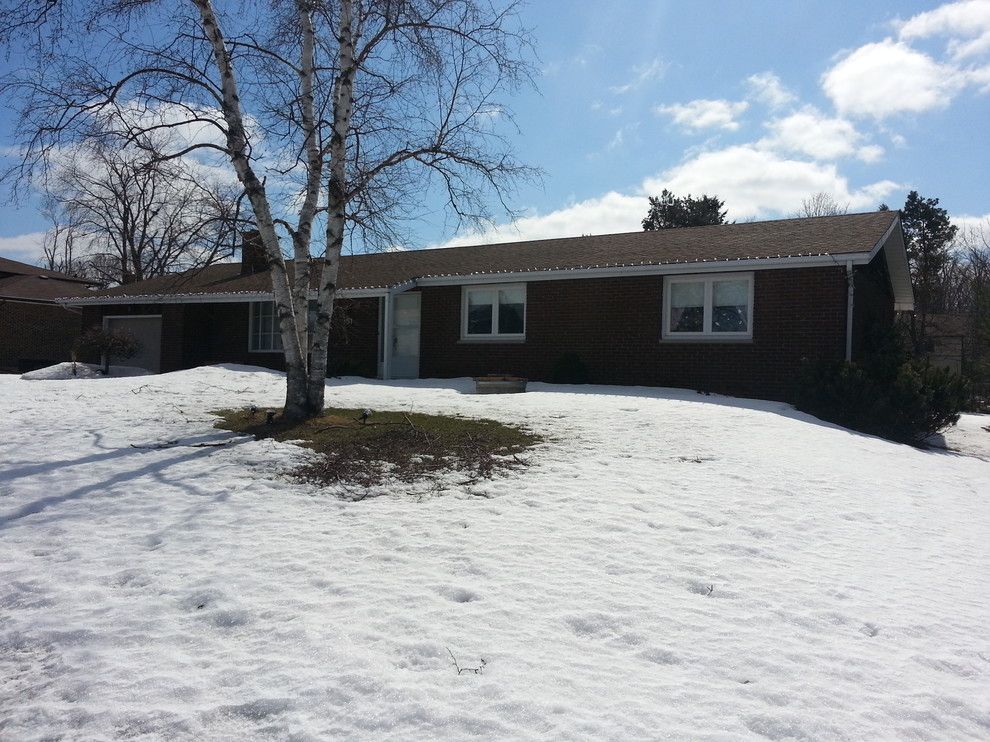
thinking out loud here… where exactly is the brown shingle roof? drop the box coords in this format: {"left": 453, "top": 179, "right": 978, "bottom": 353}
{"left": 69, "top": 211, "right": 898, "bottom": 301}
{"left": 0, "top": 274, "right": 97, "bottom": 302}
{"left": 0, "top": 255, "right": 96, "bottom": 283}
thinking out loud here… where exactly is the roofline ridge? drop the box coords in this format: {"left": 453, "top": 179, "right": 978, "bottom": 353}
{"left": 343, "top": 209, "right": 895, "bottom": 258}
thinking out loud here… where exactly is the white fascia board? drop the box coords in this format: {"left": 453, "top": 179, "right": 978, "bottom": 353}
{"left": 61, "top": 287, "right": 388, "bottom": 307}
{"left": 413, "top": 253, "right": 874, "bottom": 288}
{"left": 867, "top": 215, "right": 900, "bottom": 260}
{"left": 339, "top": 288, "right": 391, "bottom": 299}
{"left": 63, "top": 292, "right": 274, "bottom": 306}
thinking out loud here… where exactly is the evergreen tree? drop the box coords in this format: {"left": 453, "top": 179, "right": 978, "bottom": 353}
{"left": 889, "top": 192, "right": 958, "bottom": 351}
{"left": 642, "top": 189, "right": 727, "bottom": 230}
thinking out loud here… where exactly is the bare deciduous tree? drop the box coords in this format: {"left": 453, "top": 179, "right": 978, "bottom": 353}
{"left": 1, "top": 0, "right": 535, "bottom": 419}
{"left": 952, "top": 222, "right": 990, "bottom": 392}
{"left": 42, "top": 140, "right": 240, "bottom": 286}
{"left": 797, "top": 192, "right": 848, "bottom": 218}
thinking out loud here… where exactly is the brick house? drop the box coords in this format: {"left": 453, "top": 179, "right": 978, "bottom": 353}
{"left": 64, "top": 211, "right": 913, "bottom": 401}
{"left": 0, "top": 256, "right": 99, "bottom": 373}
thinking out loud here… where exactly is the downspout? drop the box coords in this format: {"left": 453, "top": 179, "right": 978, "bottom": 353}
{"left": 845, "top": 261, "right": 854, "bottom": 362}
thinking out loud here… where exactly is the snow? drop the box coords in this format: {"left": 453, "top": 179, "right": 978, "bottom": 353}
{"left": 20, "top": 361, "right": 152, "bottom": 380}
{"left": 931, "top": 413, "right": 990, "bottom": 461}
{"left": 1, "top": 364, "right": 989, "bottom": 740}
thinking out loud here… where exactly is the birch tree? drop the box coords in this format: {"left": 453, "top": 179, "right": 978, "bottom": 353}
{"left": 1, "top": 0, "right": 533, "bottom": 419}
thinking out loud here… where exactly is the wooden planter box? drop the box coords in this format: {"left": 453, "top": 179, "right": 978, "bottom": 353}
{"left": 474, "top": 375, "right": 528, "bottom": 394}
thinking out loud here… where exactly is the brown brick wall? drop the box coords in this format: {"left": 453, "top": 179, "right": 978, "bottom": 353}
{"left": 0, "top": 300, "right": 84, "bottom": 373}
{"left": 852, "top": 251, "right": 895, "bottom": 360}
{"left": 71, "top": 262, "right": 897, "bottom": 402}
{"left": 419, "top": 267, "right": 851, "bottom": 401}
{"left": 82, "top": 298, "right": 380, "bottom": 377}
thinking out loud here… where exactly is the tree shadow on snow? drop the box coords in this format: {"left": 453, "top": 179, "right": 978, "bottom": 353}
{"left": 0, "top": 437, "right": 252, "bottom": 531}
{"left": 0, "top": 431, "right": 239, "bottom": 482}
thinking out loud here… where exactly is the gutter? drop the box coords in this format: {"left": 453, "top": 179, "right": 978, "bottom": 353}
{"left": 59, "top": 252, "right": 879, "bottom": 307}
{"left": 61, "top": 287, "right": 389, "bottom": 307}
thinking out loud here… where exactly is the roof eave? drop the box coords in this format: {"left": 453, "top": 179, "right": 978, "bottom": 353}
{"left": 61, "top": 244, "right": 896, "bottom": 306}
{"left": 411, "top": 252, "right": 876, "bottom": 287}
{"left": 61, "top": 286, "right": 390, "bottom": 306}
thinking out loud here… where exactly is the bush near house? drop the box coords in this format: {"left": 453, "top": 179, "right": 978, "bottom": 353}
{"left": 795, "top": 328, "right": 969, "bottom": 443}
{"left": 72, "top": 327, "right": 141, "bottom": 375}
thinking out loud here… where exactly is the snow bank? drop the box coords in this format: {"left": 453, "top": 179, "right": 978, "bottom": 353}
{"left": 20, "top": 362, "right": 152, "bottom": 380}
{"left": 1, "top": 366, "right": 989, "bottom": 740}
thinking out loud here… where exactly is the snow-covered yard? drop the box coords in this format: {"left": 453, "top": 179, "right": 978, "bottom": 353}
{"left": 1, "top": 365, "right": 989, "bottom": 740}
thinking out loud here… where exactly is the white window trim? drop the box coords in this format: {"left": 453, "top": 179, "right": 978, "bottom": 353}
{"left": 248, "top": 301, "right": 283, "bottom": 353}
{"left": 460, "top": 283, "right": 527, "bottom": 342}
{"left": 661, "top": 272, "right": 754, "bottom": 341}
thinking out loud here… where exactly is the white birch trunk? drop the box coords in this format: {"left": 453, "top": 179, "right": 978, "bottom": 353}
{"left": 291, "top": 0, "right": 323, "bottom": 367}
{"left": 307, "top": 0, "right": 356, "bottom": 414}
{"left": 191, "top": 0, "right": 309, "bottom": 419}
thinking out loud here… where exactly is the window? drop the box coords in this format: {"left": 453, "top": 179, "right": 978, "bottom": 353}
{"left": 662, "top": 273, "right": 753, "bottom": 340}
{"left": 461, "top": 284, "right": 526, "bottom": 340}
{"left": 249, "top": 301, "right": 283, "bottom": 352}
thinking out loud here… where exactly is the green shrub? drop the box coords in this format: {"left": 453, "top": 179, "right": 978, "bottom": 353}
{"left": 795, "top": 330, "right": 968, "bottom": 443}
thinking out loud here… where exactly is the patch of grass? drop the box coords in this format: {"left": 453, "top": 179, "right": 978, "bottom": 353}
{"left": 216, "top": 407, "right": 543, "bottom": 494}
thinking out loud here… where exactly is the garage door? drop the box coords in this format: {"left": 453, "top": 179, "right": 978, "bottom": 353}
{"left": 105, "top": 316, "right": 162, "bottom": 373}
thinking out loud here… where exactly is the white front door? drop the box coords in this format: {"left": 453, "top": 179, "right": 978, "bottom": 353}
{"left": 391, "top": 293, "right": 421, "bottom": 379}
{"left": 104, "top": 315, "right": 162, "bottom": 372}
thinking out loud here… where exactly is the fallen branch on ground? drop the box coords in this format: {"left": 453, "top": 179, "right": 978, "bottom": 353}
{"left": 446, "top": 647, "right": 486, "bottom": 675}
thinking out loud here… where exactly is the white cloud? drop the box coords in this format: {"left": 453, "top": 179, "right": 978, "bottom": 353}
{"left": 430, "top": 191, "right": 648, "bottom": 248}
{"left": 760, "top": 106, "right": 865, "bottom": 160}
{"left": 822, "top": 40, "right": 966, "bottom": 118}
{"left": 952, "top": 212, "right": 990, "bottom": 237}
{"left": 655, "top": 99, "right": 749, "bottom": 131}
{"left": 646, "top": 145, "right": 898, "bottom": 219}
{"left": 970, "top": 63, "right": 990, "bottom": 90}
{"left": 857, "top": 144, "right": 886, "bottom": 163}
{"left": 745, "top": 72, "right": 797, "bottom": 108}
{"left": 0, "top": 231, "right": 47, "bottom": 265}
{"left": 606, "top": 123, "right": 640, "bottom": 152}
{"left": 430, "top": 145, "right": 900, "bottom": 248}
{"left": 897, "top": 0, "right": 990, "bottom": 61}
{"left": 591, "top": 101, "right": 624, "bottom": 117}
{"left": 610, "top": 57, "right": 668, "bottom": 94}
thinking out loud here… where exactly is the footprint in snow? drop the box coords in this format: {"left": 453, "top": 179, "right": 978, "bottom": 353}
{"left": 217, "top": 697, "right": 292, "bottom": 720}
{"left": 687, "top": 580, "right": 719, "bottom": 597}
{"left": 437, "top": 586, "right": 481, "bottom": 603}
{"left": 108, "top": 569, "right": 151, "bottom": 589}
{"left": 637, "top": 647, "right": 680, "bottom": 665}
{"left": 859, "top": 622, "right": 880, "bottom": 637}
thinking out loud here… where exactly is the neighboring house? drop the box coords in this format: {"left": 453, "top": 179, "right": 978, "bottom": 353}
{"left": 0, "top": 256, "right": 98, "bottom": 373}
{"left": 923, "top": 314, "right": 967, "bottom": 373}
{"left": 64, "top": 211, "right": 913, "bottom": 401}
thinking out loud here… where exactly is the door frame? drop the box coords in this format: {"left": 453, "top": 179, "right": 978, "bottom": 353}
{"left": 387, "top": 291, "right": 421, "bottom": 379}
{"left": 102, "top": 314, "right": 163, "bottom": 372}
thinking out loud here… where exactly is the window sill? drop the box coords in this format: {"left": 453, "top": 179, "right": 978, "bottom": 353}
{"left": 248, "top": 349, "right": 284, "bottom": 354}
{"left": 458, "top": 336, "right": 526, "bottom": 344}
{"left": 660, "top": 335, "right": 753, "bottom": 344}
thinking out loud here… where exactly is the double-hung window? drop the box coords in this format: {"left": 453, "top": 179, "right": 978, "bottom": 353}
{"left": 461, "top": 284, "right": 526, "bottom": 340}
{"left": 662, "top": 273, "right": 753, "bottom": 340}
{"left": 249, "top": 301, "right": 283, "bottom": 352}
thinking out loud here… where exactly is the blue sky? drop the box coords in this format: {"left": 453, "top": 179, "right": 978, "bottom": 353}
{"left": 1, "top": 0, "right": 989, "bottom": 262}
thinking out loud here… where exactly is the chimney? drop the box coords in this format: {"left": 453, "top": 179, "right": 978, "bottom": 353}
{"left": 240, "top": 230, "right": 269, "bottom": 275}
